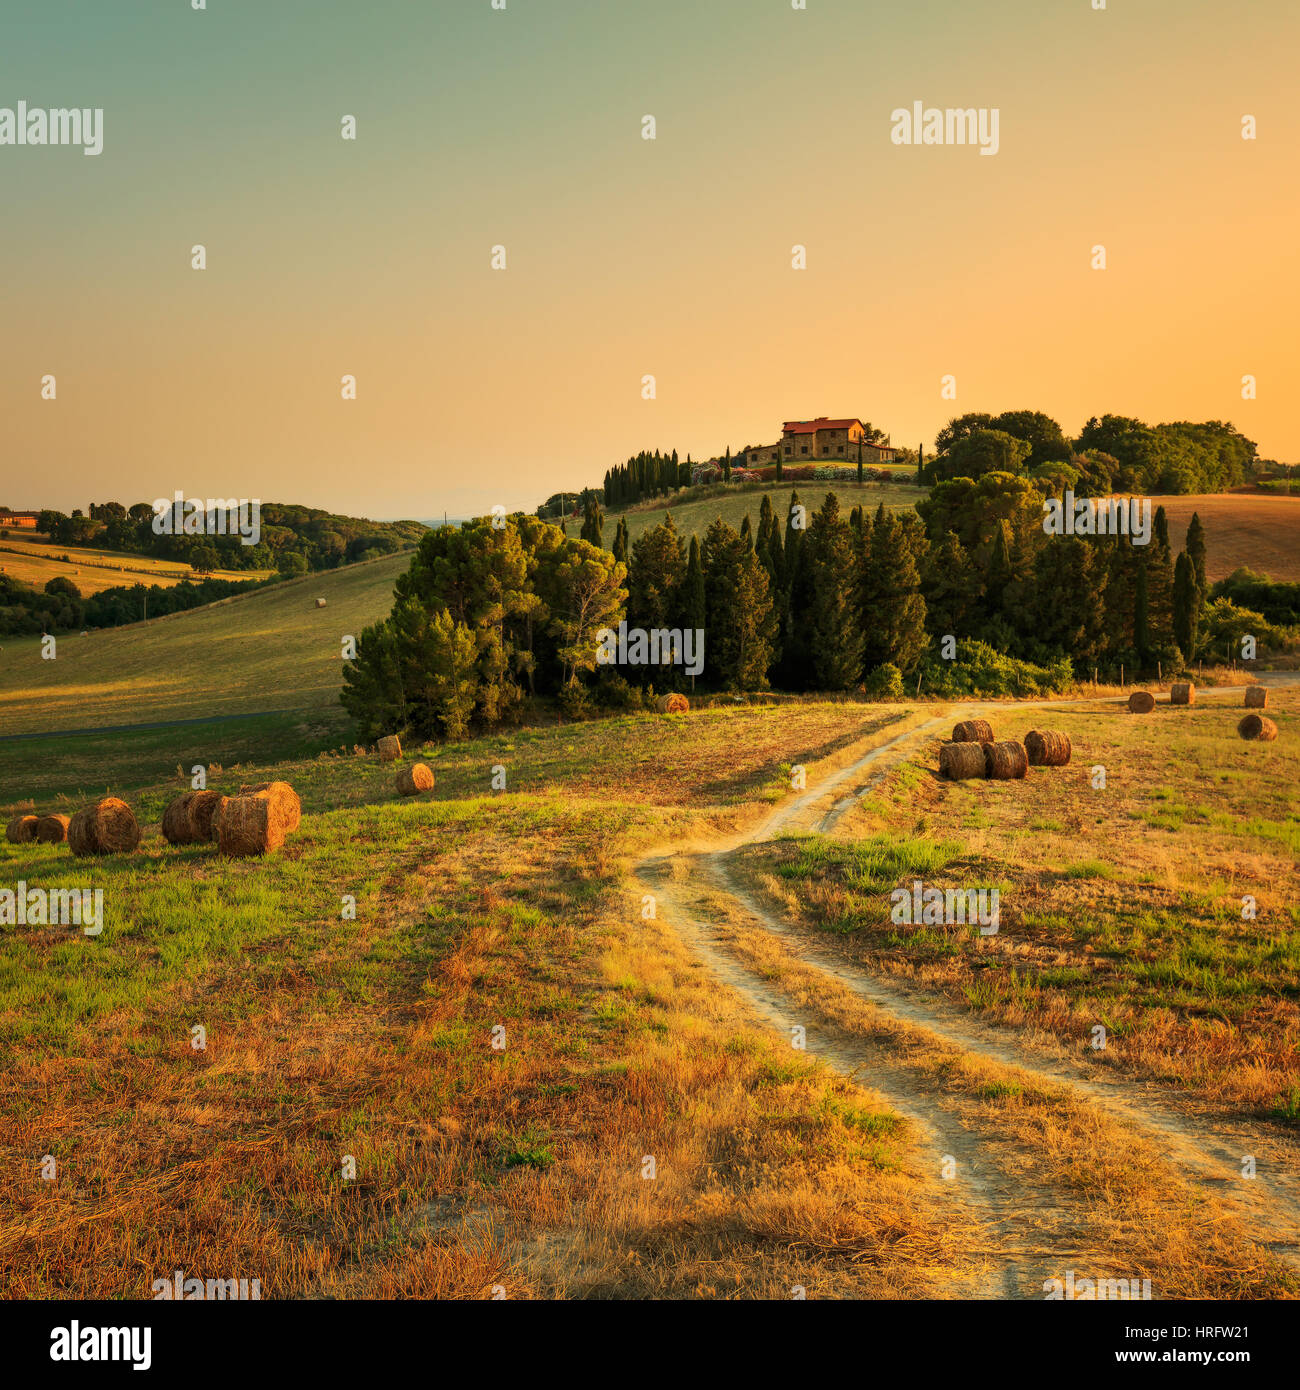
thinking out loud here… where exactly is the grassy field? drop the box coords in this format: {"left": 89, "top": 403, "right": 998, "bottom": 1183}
{"left": 0, "top": 704, "right": 982, "bottom": 1299}
{"left": 613, "top": 478, "right": 923, "bottom": 550}
{"left": 746, "top": 690, "right": 1300, "bottom": 1116}
{"left": 0, "top": 535, "right": 272, "bottom": 594}
{"left": 3, "top": 697, "right": 1296, "bottom": 1298}
{"left": 0, "top": 552, "right": 407, "bottom": 736}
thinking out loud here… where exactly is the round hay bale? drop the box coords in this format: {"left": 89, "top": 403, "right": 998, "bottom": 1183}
{"left": 984, "top": 741, "right": 1028, "bottom": 780}
{"left": 6, "top": 814, "right": 39, "bottom": 844}
{"left": 396, "top": 763, "right": 435, "bottom": 796}
{"left": 657, "top": 693, "right": 690, "bottom": 714}
{"left": 1128, "top": 690, "right": 1155, "bottom": 714}
{"left": 939, "top": 741, "right": 987, "bottom": 780}
{"left": 68, "top": 798, "right": 141, "bottom": 857}
{"left": 236, "top": 781, "right": 302, "bottom": 833}
{"left": 35, "top": 813, "right": 71, "bottom": 844}
{"left": 217, "top": 782, "right": 301, "bottom": 857}
{"left": 1170, "top": 681, "right": 1195, "bottom": 706}
{"left": 1024, "top": 730, "right": 1072, "bottom": 767}
{"left": 161, "top": 792, "right": 199, "bottom": 845}
{"left": 376, "top": 735, "right": 402, "bottom": 762}
{"left": 189, "top": 790, "right": 229, "bottom": 842}
{"left": 1238, "top": 714, "right": 1278, "bottom": 742}
{"left": 1244, "top": 686, "right": 1268, "bottom": 709}
{"left": 315, "top": 598, "right": 327, "bottom": 609}
{"left": 952, "top": 719, "right": 994, "bottom": 744}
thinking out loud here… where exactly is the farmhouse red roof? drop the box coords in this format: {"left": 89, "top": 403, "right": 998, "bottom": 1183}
{"left": 782, "top": 418, "right": 862, "bottom": 434}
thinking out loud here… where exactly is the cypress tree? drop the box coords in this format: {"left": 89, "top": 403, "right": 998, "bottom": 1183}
{"left": 612, "top": 516, "right": 628, "bottom": 566}
{"left": 803, "top": 492, "right": 863, "bottom": 689}
{"left": 1185, "top": 512, "right": 1207, "bottom": 599}
{"left": 856, "top": 439, "right": 864, "bottom": 483}
{"left": 1173, "top": 551, "right": 1199, "bottom": 663}
{"left": 724, "top": 446, "right": 732, "bottom": 484}
{"left": 740, "top": 513, "right": 753, "bottom": 549}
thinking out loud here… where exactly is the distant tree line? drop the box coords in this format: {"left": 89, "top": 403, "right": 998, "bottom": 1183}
{"left": 25, "top": 502, "right": 423, "bottom": 575}
{"left": 925, "top": 412, "right": 1258, "bottom": 496}
{"left": 0, "top": 571, "right": 269, "bottom": 637}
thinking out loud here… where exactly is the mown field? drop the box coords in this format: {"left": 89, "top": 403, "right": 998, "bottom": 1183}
{"left": 0, "top": 535, "right": 272, "bottom": 594}
{"left": 0, "top": 552, "right": 407, "bottom": 736}
{"left": 1162, "top": 493, "right": 1300, "bottom": 582}
{"left": 746, "top": 689, "right": 1300, "bottom": 1118}
{"left": 1, "top": 704, "right": 984, "bottom": 1299}
{"left": 4, "top": 697, "right": 1296, "bottom": 1298}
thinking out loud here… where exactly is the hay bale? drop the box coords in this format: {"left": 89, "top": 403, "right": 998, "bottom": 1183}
{"left": 1244, "top": 686, "right": 1268, "bottom": 709}
{"left": 35, "top": 814, "right": 71, "bottom": 844}
{"left": 1024, "top": 730, "right": 1072, "bottom": 767}
{"left": 376, "top": 735, "right": 402, "bottom": 762}
{"left": 1170, "top": 681, "right": 1195, "bottom": 706}
{"left": 657, "top": 693, "right": 690, "bottom": 714}
{"left": 236, "top": 781, "right": 302, "bottom": 833}
{"left": 952, "top": 719, "right": 994, "bottom": 744}
{"left": 984, "top": 741, "right": 1028, "bottom": 780}
{"left": 68, "top": 798, "right": 141, "bottom": 857}
{"left": 939, "top": 741, "right": 987, "bottom": 780}
{"left": 6, "top": 814, "right": 39, "bottom": 844}
{"left": 217, "top": 782, "right": 301, "bottom": 857}
{"left": 1238, "top": 714, "right": 1278, "bottom": 742}
{"left": 161, "top": 792, "right": 199, "bottom": 845}
{"left": 189, "top": 790, "right": 229, "bottom": 841}
{"left": 396, "top": 763, "right": 435, "bottom": 796}
{"left": 1128, "top": 690, "right": 1155, "bottom": 714}
{"left": 315, "top": 598, "right": 327, "bottom": 609}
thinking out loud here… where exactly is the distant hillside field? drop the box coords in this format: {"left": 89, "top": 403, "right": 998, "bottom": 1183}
{"left": 0, "top": 551, "right": 406, "bottom": 735}
{"left": 615, "top": 478, "right": 923, "bottom": 549}
{"left": 0, "top": 535, "right": 273, "bottom": 594}
{"left": 1161, "top": 494, "right": 1300, "bottom": 582}
{"left": 617, "top": 484, "right": 1300, "bottom": 583}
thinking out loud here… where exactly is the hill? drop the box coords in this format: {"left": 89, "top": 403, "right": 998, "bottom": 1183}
{"left": 0, "top": 535, "right": 272, "bottom": 596}
{"left": 0, "top": 550, "right": 407, "bottom": 736}
{"left": 614, "top": 477, "right": 923, "bottom": 550}
{"left": 615, "top": 483, "right": 1300, "bottom": 583}
{"left": 1160, "top": 493, "right": 1300, "bottom": 582}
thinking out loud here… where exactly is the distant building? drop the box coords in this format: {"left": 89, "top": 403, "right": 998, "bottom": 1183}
{"left": 732, "top": 419, "right": 897, "bottom": 468}
{"left": 0, "top": 510, "right": 40, "bottom": 530}
{"left": 781, "top": 418, "right": 895, "bottom": 461}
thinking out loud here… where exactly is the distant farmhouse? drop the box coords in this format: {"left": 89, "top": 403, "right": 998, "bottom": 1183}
{"left": 0, "top": 510, "right": 40, "bottom": 530}
{"left": 736, "top": 418, "right": 897, "bottom": 467}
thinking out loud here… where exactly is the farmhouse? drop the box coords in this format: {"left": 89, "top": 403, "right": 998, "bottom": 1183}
{"left": 734, "top": 419, "right": 897, "bottom": 468}
{"left": 0, "top": 510, "right": 40, "bottom": 530}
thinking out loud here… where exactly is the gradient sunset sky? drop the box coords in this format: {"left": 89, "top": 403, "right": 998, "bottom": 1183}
{"left": 4, "top": 0, "right": 1297, "bottom": 519}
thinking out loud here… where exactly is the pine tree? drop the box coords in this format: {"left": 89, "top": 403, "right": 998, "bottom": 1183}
{"left": 681, "top": 534, "right": 706, "bottom": 689}
{"left": 627, "top": 514, "right": 685, "bottom": 634}
{"left": 1133, "top": 563, "right": 1150, "bottom": 668}
{"left": 921, "top": 530, "right": 978, "bottom": 643}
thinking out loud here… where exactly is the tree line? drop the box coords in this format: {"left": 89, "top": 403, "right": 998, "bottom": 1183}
{"left": 342, "top": 468, "right": 1291, "bottom": 743}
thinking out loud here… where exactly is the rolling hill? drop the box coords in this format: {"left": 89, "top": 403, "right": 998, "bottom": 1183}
{"left": 0, "top": 551, "right": 407, "bottom": 736}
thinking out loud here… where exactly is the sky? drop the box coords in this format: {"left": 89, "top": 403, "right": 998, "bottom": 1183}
{"left": 3, "top": 0, "right": 1297, "bottom": 520}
